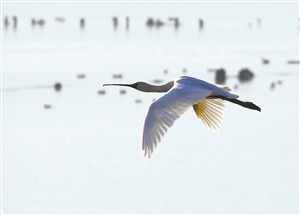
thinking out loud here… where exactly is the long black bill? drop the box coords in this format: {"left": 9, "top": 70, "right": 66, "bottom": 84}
{"left": 207, "top": 95, "right": 261, "bottom": 112}
{"left": 103, "top": 83, "right": 137, "bottom": 89}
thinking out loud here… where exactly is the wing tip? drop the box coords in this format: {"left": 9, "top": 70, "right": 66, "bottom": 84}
{"left": 142, "top": 147, "right": 152, "bottom": 159}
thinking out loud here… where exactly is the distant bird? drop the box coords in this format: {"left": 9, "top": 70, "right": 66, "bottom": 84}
{"left": 79, "top": 18, "right": 85, "bottom": 28}
{"left": 257, "top": 18, "right": 261, "bottom": 26}
{"left": 135, "top": 99, "right": 142, "bottom": 104}
{"left": 53, "top": 82, "right": 62, "bottom": 92}
{"left": 168, "top": 17, "right": 180, "bottom": 28}
{"left": 199, "top": 19, "right": 204, "bottom": 28}
{"left": 113, "top": 74, "right": 123, "bottom": 79}
{"left": 4, "top": 16, "right": 9, "bottom": 26}
{"left": 287, "top": 60, "right": 300, "bottom": 64}
{"left": 214, "top": 68, "right": 226, "bottom": 84}
{"left": 31, "top": 18, "right": 45, "bottom": 26}
{"left": 238, "top": 68, "right": 255, "bottom": 82}
{"left": 44, "top": 104, "right": 51, "bottom": 109}
{"left": 155, "top": 19, "right": 164, "bottom": 27}
{"left": 37, "top": 19, "right": 45, "bottom": 25}
{"left": 98, "top": 90, "right": 106, "bottom": 95}
{"left": 31, "top": 18, "right": 36, "bottom": 26}
{"left": 77, "top": 74, "right": 85, "bottom": 79}
{"left": 12, "top": 16, "right": 17, "bottom": 28}
{"left": 152, "top": 79, "right": 163, "bottom": 84}
{"left": 261, "top": 57, "right": 270, "bottom": 64}
{"left": 120, "top": 89, "right": 126, "bottom": 95}
{"left": 112, "top": 17, "right": 118, "bottom": 28}
{"left": 125, "top": 16, "right": 129, "bottom": 29}
{"left": 173, "top": 18, "right": 179, "bottom": 28}
{"left": 55, "top": 17, "right": 65, "bottom": 22}
{"left": 270, "top": 82, "right": 276, "bottom": 90}
{"left": 104, "top": 76, "right": 261, "bottom": 158}
{"left": 146, "top": 18, "right": 154, "bottom": 27}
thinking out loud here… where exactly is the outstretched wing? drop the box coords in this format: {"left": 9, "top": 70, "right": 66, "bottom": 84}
{"left": 142, "top": 87, "right": 210, "bottom": 158}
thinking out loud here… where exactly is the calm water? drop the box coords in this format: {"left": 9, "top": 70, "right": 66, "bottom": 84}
{"left": 2, "top": 2, "right": 299, "bottom": 213}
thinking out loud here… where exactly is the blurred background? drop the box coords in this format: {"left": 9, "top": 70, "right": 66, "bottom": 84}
{"left": 2, "top": 2, "right": 299, "bottom": 213}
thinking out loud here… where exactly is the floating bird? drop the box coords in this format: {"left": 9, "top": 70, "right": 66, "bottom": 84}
{"left": 261, "top": 57, "right": 270, "bottom": 64}
{"left": 98, "top": 90, "right": 106, "bottom": 95}
{"left": 168, "top": 17, "right": 180, "bottom": 28}
{"left": 287, "top": 60, "right": 300, "bottom": 64}
{"left": 55, "top": 17, "right": 65, "bottom": 22}
{"left": 103, "top": 76, "right": 261, "bottom": 158}
{"left": 152, "top": 79, "right": 163, "bottom": 84}
{"left": 112, "top": 17, "right": 118, "bottom": 28}
{"left": 37, "top": 19, "right": 45, "bottom": 26}
{"left": 53, "top": 82, "right": 62, "bottom": 92}
{"left": 125, "top": 16, "right": 129, "bottom": 29}
{"left": 257, "top": 18, "right": 261, "bottom": 26}
{"left": 238, "top": 68, "right": 255, "bottom": 82}
{"left": 31, "top": 18, "right": 36, "bottom": 26}
{"left": 155, "top": 19, "right": 164, "bottom": 27}
{"left": 214, "top": 68, "right": 226, "bottom": 84}
{"left": 135, "top": 99, "right": 142, "bottom": 104}
{"left": 79, "top": 18, "right": 85, "bottom": 28}
{"left": 4, "top": 16, "right": 9, "bottom": 26}
{"left": 44, "top": 104, "right": 51, "bottom": 109}
{"left": 270, "top": 82, "right": 276, "bottom": 90}
{"left": 199, "top": 19, "right": 204, "bottom": 28}
{"left": 146, "top": 18, "right": 154, "bottom": 27}
{"left": 120, "top": 89, "right": 126, "bottom": 95}
{"left": 113, "top": 74, "right": 123, "bottom": 79}
{"left": 12, "top": 16, "right": 17, "bottom": 28}
{"left": 77, "top": 74, "right": 85, "bottom": 79}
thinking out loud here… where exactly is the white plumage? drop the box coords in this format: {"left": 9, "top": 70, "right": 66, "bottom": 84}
{"left": 104, "top": 76, "right": 261, "bottom": 158}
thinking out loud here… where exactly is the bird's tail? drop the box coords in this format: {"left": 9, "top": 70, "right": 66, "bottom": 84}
{"left": 226, "top": 98, "right": 261, "bottom": 112}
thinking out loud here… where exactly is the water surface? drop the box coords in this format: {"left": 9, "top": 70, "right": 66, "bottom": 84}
{"left": 2, "top": 2, "right": 299, "bottom": 213}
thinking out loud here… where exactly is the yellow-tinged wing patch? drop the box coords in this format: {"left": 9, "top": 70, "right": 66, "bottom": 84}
{"left": 193, "top": 98, "right": 226, "bottom": 131}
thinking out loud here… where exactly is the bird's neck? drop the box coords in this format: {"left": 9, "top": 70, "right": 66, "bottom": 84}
{"left": 140, "top": 81, "right": 174, "bottom": 92}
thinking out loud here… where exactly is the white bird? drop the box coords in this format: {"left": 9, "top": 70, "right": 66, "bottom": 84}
{"left": 103, "top": 76, "right": 261, "bottom": 158}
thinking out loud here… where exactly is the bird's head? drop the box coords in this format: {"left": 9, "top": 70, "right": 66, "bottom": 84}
{"left": 103, "top": 81, "right": 150, "bottom": 92}
{"left": 103, "top": 81, "right": 174, "bottom": 93}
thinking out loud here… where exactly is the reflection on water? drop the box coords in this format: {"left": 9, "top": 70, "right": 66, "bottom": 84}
{"left": 2, "top": 2, "right": 299, "bottom": 214}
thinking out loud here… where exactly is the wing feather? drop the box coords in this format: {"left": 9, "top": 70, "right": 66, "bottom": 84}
{"left": 193, "top": 98, "right": 226, "bottom": 131}
{"left": 142, "top": 87, "right": 210, "bottom": 158}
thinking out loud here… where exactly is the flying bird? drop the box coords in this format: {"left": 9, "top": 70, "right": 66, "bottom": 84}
{"left": 103, "top": 76, "right": 261, "bottom": 158}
